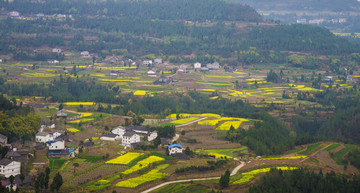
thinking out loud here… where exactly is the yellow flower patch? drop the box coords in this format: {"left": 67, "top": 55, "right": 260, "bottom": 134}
{"left": 196, "top": 82, "right": 232, "bottom": 86}
{"left": 233, "top": 166, "right": 299, "bottom": 184}
{"left": 133, "top": 90, "right": 147, "bottom": 96}
{"left": 210, "top": 96, "right": 219, "bottom": 99}
{"left": 122, "top": 156, "right": 165, "bottom": 175}
{"left": 64, "top": 102, "right": 95, "bottom": 106}
{"left": 234, "top": 72, "right": 247, "bottom": 75}
{"left": 208, "top": 153, "right": 232, "bottom": 159}
{"left": 67, "top": 118, "right": 94, "bottom": 123}
{"left": 205, "top": 75, "right": 234, "bottom": 79}
{"left": 116, "top": 164, "right": 168, "bottom": 188}
{"left": 22, "top": 72, "right": 56, "bottom": 78}
{"left": 67, "top": 128, "right": 80, "bottom": 133}
{"left": 170, "top": 117, "right": 198, "bottom": 125}
{"left": 106, "top": 152, "right": 144, "bottom": 165}
{"left": 201, "top": 89, "right": 216, "bottom": 92}
{"left": 216, "top": 121, "right": 242, "bottom": 130}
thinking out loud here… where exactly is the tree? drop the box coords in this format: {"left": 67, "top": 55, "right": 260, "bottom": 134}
{"left": 73, "top": 163, "right": 79, "bottom": 173}
{"left": 181, "top": 130, "right": 186, "bottom": 135}
{"left": 219, "top": 169, "right": 230, "bottom": 189}
{"left": 9, "top": 175, "right": 14, "bottom": 190}
{"left": 165, "top": 147, "right": 170, "bottom": 155}
{"left": 50, "top": 173, "right": 63, "bottom": 192}
{"left": 59, "top": 103, "right": 63, "bottom": 110}
{"left": 153, "top": 136, "right": 161, "bottom": 148}
{"left": 45, "top": 167, "right": 50, "bottom": 189}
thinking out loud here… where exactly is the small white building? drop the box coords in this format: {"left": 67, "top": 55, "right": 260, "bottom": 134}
{"left": 147, "top": 70, "right": 156, "bottom": 77}
{"left": 52, "top": 48, "right": 62, "bottom": 54}
{"left": 154, "top": 58, "right": 162, "bottom": 65}
{"left": 56, "top": 110, "right": 67, "bottom": 119}
{"left": 207, "top": 62, "right": 220, "bottom": 70}
{"left": 52, "top": 131, "right": 63, "bottom": 139}
{"left": 148, "top": 131, "right": 158, "bottom": 142}
{"left": 0, "top": 159, "right": 21, "bottom": 178}
{"left": 0, "top": 59, "right": 3, "bottom": 63}
{"left": 143, "top": 60, "right": 153, "bottom": 66}
{"left": 111, "top": 126, "right": 126, "bottom": 138}
{"left": 9, "top": 11, "right": 20, "bottom": 17}
{"left": 47, "top": 60, "right": 59, "bottom": 64}
{"left": 81, "top": 51, "right": 91, "bottom": 58}
{"left": 100, "top": 133, "right": 121, "bottom": 141}
{"left": 0, "top": 134, "right": 7, "bottom": 145}
{"left": 194, "top": 62, "right": 201, "bottom": 69}
{"left": 122, "top": 132, "right": 140, "bottom": 147}
{"left": 168, "top": 144, "right": 183, "bottom": 155}
{"left": 35, "top": 132, "right": 54, "bottom": 143}
{"left": 49, "top": 140, "right": 65, "bottom": 150}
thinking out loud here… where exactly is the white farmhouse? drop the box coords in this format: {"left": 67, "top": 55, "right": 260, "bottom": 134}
{"left": 147, "top": 70, "right": 156, "bottom": 77}
{"left": 111, "top": 126, "right": 126, "bottom": 138}
{"left": 81, "top": 51, "right": 91, "bottom": 58}
{"left": 143, "top": 60, "right": 153, "bottom": 66}
{"left": 154, "top": 58, "right": 162, "bottom": 65}
{"left": 52, "top": 48, "right": 62, "bottom": 54}
{"left": 168, "top": 144, "right": 183, "bottom": 155}
{"left": 49, "top": 140, "right": 65, "bottom": 150}
{"left": 0, "top": 159, "right": 21, "bottom": 178}
{"left": 9, "top": 11, "right": 20, "bottom": 17}
{"left": 52, "top": 131, "right": 63, "bottom": 139}
{"left": 122, "top": 132, "right": 140, "bottom": 147}
{"left": 100, "top": 133, "right": 121, "bottom": 141}
{"left": 194, "top": 62, "right": 201, "bottom": 69}
{"left": 35, "top": 132, "right": 54, "bottom": 143}
{"left": 148, "top": 131, "right": 158, "bottom": 142}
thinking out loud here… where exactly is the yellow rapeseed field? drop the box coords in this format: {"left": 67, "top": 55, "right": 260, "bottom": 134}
{"left": 106, "top": 152, "right": 144, "bottom": 165}
{"left": 64, "top": 102, "right": 95, "bottom": 106}
{"left": 170, "top": 117, "right": 198, "bottom": 125}
{"left": 122, "top": 156, "right": 165, "bottom": 175}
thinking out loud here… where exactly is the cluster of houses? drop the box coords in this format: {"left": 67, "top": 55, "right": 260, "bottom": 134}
{"left": 100, "top": 126, "right": 158, "bottom": 148}
{"left": 35, "top": 130, "right": 72, "bottom": 157}
{"left": 0, "top": 134, "right": 32, "bottom": 189}
{"left": 177, "top": 62, "right": 220, "bottom": 73}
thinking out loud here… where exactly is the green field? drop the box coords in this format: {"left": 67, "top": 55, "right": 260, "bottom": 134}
{"left": 298, "top": 143, "right": 325, "bottom": 155}
{"left": 204, "top": 147, "right": 248, "bottom": 157}
{"left": 332, "top": 144, "right": 358, "bottom": 165}
{"left": 49, "top": 157, "right": 68, "bottom": 170}
{"left": 77, "top": 155, "right": 104, "bottom": 163}
{"left": 324, "top": 144, "right": 341, "bottom": 151}
{"left": 154, "top": 183, "right": 209, "bottom": 193}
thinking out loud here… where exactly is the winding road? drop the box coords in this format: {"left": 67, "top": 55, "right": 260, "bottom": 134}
{"left": 141, "top": 161, "right": 245, "bottom": 193}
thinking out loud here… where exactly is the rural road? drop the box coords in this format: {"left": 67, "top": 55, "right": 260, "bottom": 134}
{"left": 141, "top": 161, "right": 245, "bottom": 193}
{"left": 175, "top": 117, "right": 208, "bottom": 128}
{"left": 299, "top": 143, "right": 333, "bottom": 163}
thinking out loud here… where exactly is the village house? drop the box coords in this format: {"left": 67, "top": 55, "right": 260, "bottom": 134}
{"left": 9, "top": 11, "right": 20, "bottom": 17}
{"left": 147, "top": 70, "right": 156, "bottom": 77}
{"left": 168, "top": 144, "right": 183, "bottom": 155}
{"left": 0, "top": 159, "right": 21, "bottom": 178}
{"left": 154, "top": 58, "right": 162, "bottom": 65}
{"left": 148, "top": 131, "right": 158, "bottom": 142}
{"left": 143, "top": 60, "right": 153, "bottom": 66}
{"left": 80, "top": 51, "right": 91, "bottom": 58}
{"left": 47, "top": 60, "right": 59, "bottom": 64}
{"left": 111, "top": 126, "right": 126, "bottom": 136}
{"left": 207, "top": 62, "right": 220, "bottom": 70}
{"left": 100, "top": 133, "right": 121, "bottom": 141}
{"left": 35, "top": 132, "right": 54, "bottom": 143}
{"left": 126, "top": 126, "right": 148, "bottom": 134}
{"left": 122, "top": 132, "right": 141, "bottom": 147}
{"left": 52, "top": 48, "right": 62, "bottom": 54}
{"left": 6, "top": 149, "right": 29, "bottom": 163}
{"left": 48, "top": 139, "right": 65, "bottom": 150}
{"left": 194, "top": 62, "right": 201, "bottom": 69}
{"left": 0, "top": 134, "right": 8, "bottom": 145}
{"left": 56, "top": 110, "right": 67, "bottom": 119}
{"left": 0, "top": 59, "right": 3, "bottom": 63}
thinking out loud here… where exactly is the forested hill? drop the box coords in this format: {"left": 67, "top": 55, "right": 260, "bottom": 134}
{"left": 231, "top": 0, "right": 360, "bottom": 12}
{"left": 1, "top": 0, "right": 262, "bottom": 22}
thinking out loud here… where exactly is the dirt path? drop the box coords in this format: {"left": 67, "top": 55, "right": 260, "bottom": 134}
{"left": 141, "top": 161, "right": 245, "bottom": 193}
{"left": 300, "top": 143, "right": 333, "bottom": 164}
{"left": 175, "top": 117, "right": 208, "bottom": 128}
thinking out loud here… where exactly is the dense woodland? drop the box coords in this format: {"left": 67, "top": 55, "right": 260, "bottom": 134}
{"left": 248, "top": 168, "right": 360, "bottom": 193}
{"left": 0, "top": 0, "right": 359, "bottom": 60}
{"left": 0, "top": 95, "right": 41, "bottom": 142}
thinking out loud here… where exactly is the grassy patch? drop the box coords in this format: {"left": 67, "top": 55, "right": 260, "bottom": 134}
{"left": 93, "top": 113, "right": 110, "bottom": 119}
{"left": 332, "top": 144, "right": 358, "bottom": 165}
{"left": 127, "top": 154, "right": 148, "bottom": 167}
{"left": 77, "top": 155, "right": 104, "bottom": 163}
{"left": 298, "top": 143, "right": 325, "bottom": 155}
{"left": 155, "top": 183, "right": 209, "bottom": 193}
{"left": 285, "top": 147, "right": 304, "bottom": 155}
{"left": 324, "top": 144, "right": 341, "bottom": 151}
{"left": 49, "top": 157, "right": 68, "bottom": 171}
{"left": 204, "top": 147, "right": 248, "bottom": 157}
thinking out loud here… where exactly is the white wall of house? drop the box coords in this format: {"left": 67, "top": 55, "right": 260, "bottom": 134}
{"left": 0, "top": 161, "right": 21, "bottom": 178}
{"left": 100, "top": 135, "right": 121, "bottom": 141}
{"left": 122, "top": 134, "right": 140, "bottom": 146}
{"left": 49, "top": 140, "right": 65, "bottom": 150}
{"left": 194, "top": 62, "right": 201, "bottom": 69}
{"left": 148, "top": 131, "right": 158, "bottom": 142}
{"left": 52, "top": 132, "right": 62, "bottom": 139}
{"left": 169, "top": 147, "right": 183, "bottom": 155}
{"left": 111, "top": 127, "right": 126, "bottom": 137}
{"left": 35, "top": 134, "right": 53, "bottom": 143}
